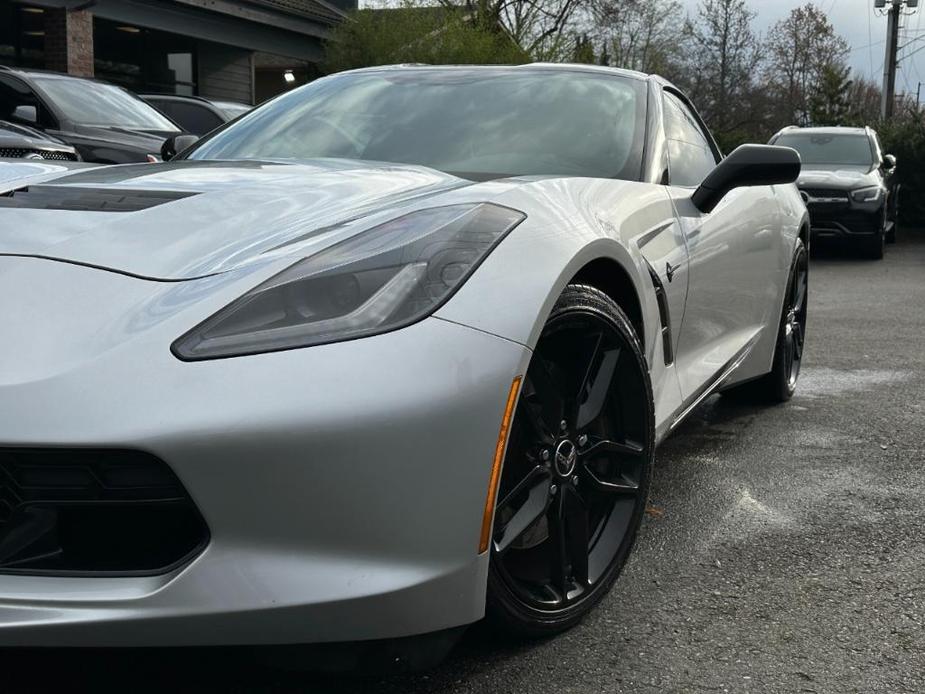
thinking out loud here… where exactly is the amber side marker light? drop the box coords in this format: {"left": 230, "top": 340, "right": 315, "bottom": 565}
{"left": 479, "top": 375, "right": 523, "bottom": 554}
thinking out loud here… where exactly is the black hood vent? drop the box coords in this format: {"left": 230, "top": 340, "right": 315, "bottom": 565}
{"left": 0, "top": 185, "right": 198, "bottom": 212}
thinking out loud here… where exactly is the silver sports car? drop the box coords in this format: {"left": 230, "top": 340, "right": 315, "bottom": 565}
{"left": 0, "top": 64, "right": 808, "bottom": 651}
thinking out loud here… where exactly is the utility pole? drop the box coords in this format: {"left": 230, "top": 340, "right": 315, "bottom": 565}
{"left": 880, "top": 0, "right": 902, "bottom": 120}
{"left": 878, "top": 0, "right": 921, "bottom": 119}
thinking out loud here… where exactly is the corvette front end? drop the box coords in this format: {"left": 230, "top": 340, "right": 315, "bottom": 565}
{"left": 0, "top": 255, "right": 530, "bottom": 646}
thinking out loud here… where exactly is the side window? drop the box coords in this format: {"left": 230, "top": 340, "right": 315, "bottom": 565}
{"left": 663, "top": 92, "right": 718, "bottom": 187}
{"left": 0, "top": 76, "right": 56, "bottom": 130}
{"left": 156, "top": 101, "right": 223, "bottom": 136}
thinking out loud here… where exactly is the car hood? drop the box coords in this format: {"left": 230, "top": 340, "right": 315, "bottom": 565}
{"left": 0, "top": 159, "right": 479, "bottom": 280}
{"left": 69, "top": 123, "right": 176, "bottom": 151}
{"left": 796, "top": 165, "right": 879, "bottom": 191}
{"left": 0, "top": 120, "right": 69, "bottom": 146}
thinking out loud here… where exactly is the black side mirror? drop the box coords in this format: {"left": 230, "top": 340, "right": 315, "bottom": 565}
{"left": 161, "top": 134, "right": 200, "bottom": 161}
{"left": 883, "top": 154, "right": 897, "bottom": 171}
{"left": 692, "top": 144, "right": 801, "bottom": 214}
{"left": 12, "top": 105, "right": 38, "bottom": 126}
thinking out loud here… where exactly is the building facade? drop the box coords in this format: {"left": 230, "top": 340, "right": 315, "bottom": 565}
{"left": 0, "top": 0, "right": 354, "bottom": 105}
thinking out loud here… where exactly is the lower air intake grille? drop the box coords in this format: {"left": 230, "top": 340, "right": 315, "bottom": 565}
{"left": 40, "top": 151, "right": 79, "bottom": 161}
{"left": 0, "top": 448, "right": 208, "bottom": 575}
{"left": 0, "top": 148, "right": 77, "bottom": 161}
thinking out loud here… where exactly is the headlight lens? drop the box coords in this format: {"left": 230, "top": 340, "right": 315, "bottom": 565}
{"left": 851, "top": 186, "right": 882, "bottom": 203}
{"left": 172, "top": 203, "right": 525, "bottom": 360}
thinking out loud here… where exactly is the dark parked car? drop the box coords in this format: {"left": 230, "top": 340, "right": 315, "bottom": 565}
{"left": 0, "top": 119, "right": 79, "bottom": 161}
{"left": 0, "top": 66, "right": 183, "bottom": 164}
{"left": 140, "top": 94, "right": 251, "bottom": 136}
{"left": 769, "top": 125, "right": 897, "bottom": 259}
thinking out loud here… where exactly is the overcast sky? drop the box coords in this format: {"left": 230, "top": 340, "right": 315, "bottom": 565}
{"left": 681, "top": 0, "right": 925, "bottom": 99}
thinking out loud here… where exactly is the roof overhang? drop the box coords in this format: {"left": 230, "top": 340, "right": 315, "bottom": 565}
{"left": 14, "top": 0, "right": 341, "bottom": 62}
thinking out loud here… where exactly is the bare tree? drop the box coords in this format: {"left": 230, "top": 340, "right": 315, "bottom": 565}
{"left": 677, "top": 0, "right": 764, "bottom": 147}
{"left": 765, "top": 3, "right": 849, "bottom": 126}
{"left": 438, "top": 0, "right": 587, "bottom": 59}
{"left": 590, "top": 0, "right": 683, "bottom": 74}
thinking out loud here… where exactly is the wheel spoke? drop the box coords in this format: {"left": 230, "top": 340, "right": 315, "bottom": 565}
{"left": 576, "top": 339, "right": 621, "bottom": 430}
{"left": 547, "top": 494, "right": 569, "bottom": 596}
{"left": 494, "top": 466, "right": 552, "bottom": 553}
{"left": 522, "top": 359, "right": 564, "bottom": 445}
{"left": 582, "top": 437, "right": 644, "bottom": 458}
{"left": 581, "top": 460, "right": 641, "bottom": 495}
{"left": 546, "top": 487, "right": 590, "bottom": 599}
{"left": 792, "top": 322, "right": 804, "bottom": 360}
{"left": 785, "top": 333, "right": 795, "bottom": 377}
{"left": 793, "top": 272, "right": 807, "bottom": 310}
{"left": 562, "top": 486, "right": 589, "bottom": 586}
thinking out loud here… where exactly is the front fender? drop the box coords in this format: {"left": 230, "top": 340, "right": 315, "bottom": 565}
{"left": 435, "top": 178, "right": 665, "bottom": 356}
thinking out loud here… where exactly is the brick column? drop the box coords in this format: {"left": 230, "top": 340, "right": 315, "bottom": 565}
{"left": 44, "top": 8, "right": 94, "bottom": 77}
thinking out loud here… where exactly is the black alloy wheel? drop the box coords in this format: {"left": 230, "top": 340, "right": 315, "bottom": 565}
{"left": 487, "top": 285, "right": 654, "bottom": 637}
{"left": 782, "top": 240, "right": 809, "bottom": 392}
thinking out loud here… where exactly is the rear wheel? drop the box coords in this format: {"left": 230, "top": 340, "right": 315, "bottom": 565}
{"left": 486, "top": 285, "right": 654, "bottom": 637}
{"left": 724, "top": 239, "right": 808, "bottom": 403}
{"left": 863, "top": 231, "right": 885, "bottom": 259}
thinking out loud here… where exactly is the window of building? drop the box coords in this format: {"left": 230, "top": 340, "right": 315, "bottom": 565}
{"left": 93, "top": 18, "right": 197, "bottom": 96}
{"left": 0, "top": 4, "right": 46, "bottom": 69}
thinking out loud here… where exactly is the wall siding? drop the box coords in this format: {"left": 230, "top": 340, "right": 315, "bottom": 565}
{"left": 197, "top": 42, "right": 254, "bottom": 104}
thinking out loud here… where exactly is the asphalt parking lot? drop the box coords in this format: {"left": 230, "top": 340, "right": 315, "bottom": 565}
{"left": 3, "top": 231, "right": 924, "bottom": 694}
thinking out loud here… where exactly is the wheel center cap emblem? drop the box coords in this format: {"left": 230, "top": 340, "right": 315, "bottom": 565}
{"left": 554, "top": 440, "right": 578, "bottom": 477}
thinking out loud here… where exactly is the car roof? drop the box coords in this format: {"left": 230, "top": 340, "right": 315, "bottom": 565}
{"left": 141, "top": 94, "right": 215, "bottom": 105}
{"left": 337, "top": 62, "right": 653, "bottom": 83}
{"left": 0, "top": 65, "right": 121, "bottom": 88}
{"left": 776, "top": 126, "right": 871, "bottom": 137}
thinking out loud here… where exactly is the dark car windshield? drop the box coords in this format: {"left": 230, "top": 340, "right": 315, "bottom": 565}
{"left": 33, "top": 77, "right": 180, "bottom": 131}
{"left": 774, "top": 132, "right": 873, "bottom": 167}
{"left": 186, "top": 68, "right": 647, "bottom": 181}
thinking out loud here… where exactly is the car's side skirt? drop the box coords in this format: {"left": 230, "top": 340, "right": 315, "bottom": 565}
{"left": 656, "top": 331, "right": 762, "bottom": 443}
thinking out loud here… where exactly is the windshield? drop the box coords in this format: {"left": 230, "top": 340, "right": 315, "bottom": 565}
{"left": 187, "top": 68, "right": 647, "bottom": 180}
{"left": 212, "top": 101, "right": 251, "bottom": 119}
{"left": 775, "top": 132, "right": 873, "bottom": 167}
{"left": 33, "top": 77, "right": 180, "bottom": 131}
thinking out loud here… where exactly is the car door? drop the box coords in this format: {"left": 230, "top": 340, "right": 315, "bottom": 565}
{"left": 661, "top": 89, "right": 781, "bottom": 400}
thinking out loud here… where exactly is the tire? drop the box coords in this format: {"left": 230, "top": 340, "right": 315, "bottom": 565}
{"left": 724, "top": 239, "right": 808, "bottom": 404}
{"left": 486, "top": 284, "right": 654, "bottom": 638}
{"left": 862, "top": 232, "right": 885, "bottom": 259}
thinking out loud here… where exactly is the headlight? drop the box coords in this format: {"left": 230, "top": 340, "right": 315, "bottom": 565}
{"left": 172, "top": 203, "right": 526, "bottom": 360}
{"left": 851, "top": 186, "right": 882, "bottom": 203}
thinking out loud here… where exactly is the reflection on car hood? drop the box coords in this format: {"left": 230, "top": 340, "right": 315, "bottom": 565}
{"left": 796, "top": 165, "right": 879, "bottom": 191}
{"left": 0, "top": 159, "right": 483, "bottom": 280}
{"left": 0, "top": 120, "right": 68, "bottom": 145}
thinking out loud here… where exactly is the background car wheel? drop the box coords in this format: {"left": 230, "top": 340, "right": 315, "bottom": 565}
{"left": 863, "top": 232, "right": 885, "bottom": 260}
{"left": 486, "top": 284, "right": 654, "bottom": 638}
{"left": 724, "top": 239, "right": 808, "bottom": 404}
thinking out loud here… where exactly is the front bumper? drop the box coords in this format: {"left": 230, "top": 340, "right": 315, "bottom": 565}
{"left": 0, "top": 257, "right": 531, "bottom": 646}
{"left": 802, "top": 192, "right": 884, "bottom": 240}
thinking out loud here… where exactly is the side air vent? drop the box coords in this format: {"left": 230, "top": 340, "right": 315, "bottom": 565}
{"left": 643, "top": 259, "right": 674, "bottom": 366}
{"left": 0, "top": 185, "right": 197, "bottom": 212}
{"left": 0, "top": 448, "right": 209, "bottom": 576}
